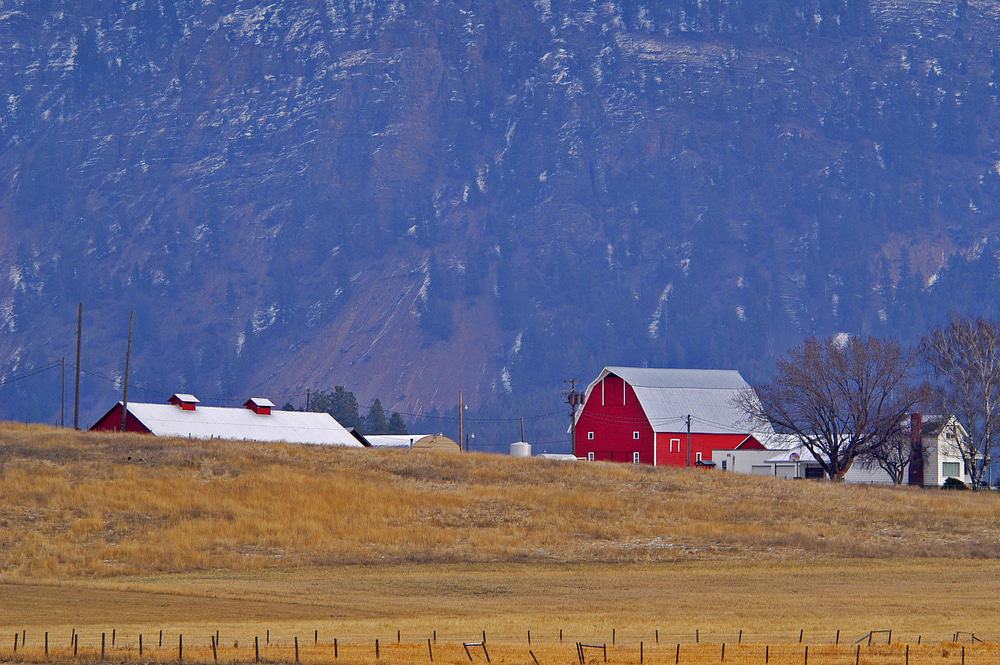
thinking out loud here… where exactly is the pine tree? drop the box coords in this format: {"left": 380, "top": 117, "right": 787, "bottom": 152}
{"left": 388, "top": 412, "right": 408, "bottom": 435}
{"left": 364, "top": 399, "right": 389, "bottom": 434}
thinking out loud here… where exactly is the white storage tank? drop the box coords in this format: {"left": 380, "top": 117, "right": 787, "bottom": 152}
{"left": 510, "top": 441, "right": 532, "bottom": 457}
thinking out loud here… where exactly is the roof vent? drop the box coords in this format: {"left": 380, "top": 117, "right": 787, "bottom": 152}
{"left": 245, "top": 397, "right": 275, "bottom": 415}
{"left": 169, "top": 394, "right": 200, "bottom": 411}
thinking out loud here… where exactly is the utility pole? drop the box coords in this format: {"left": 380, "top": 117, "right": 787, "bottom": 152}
{"left": 120, "top": 311, "right": 134, "bottom": 432}
{"left": 73, "top": 303, "right": 82, "bottom": 430}
{"left": 685, "top": 414, "right": 692, "bottom": 467}
{"left": 520, "top": 417, "right": 525, "bottom": 442}
{"left": 563, "top": 379, "right": 582, "bottom": 457}
{"left": 60, "top": 357, "right": 66, "bottom": 428}
{"left": 458, "top": 390, "right": 464, "bottom": 451}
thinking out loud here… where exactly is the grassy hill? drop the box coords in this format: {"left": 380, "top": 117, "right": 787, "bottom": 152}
{"left": 2, "top": 423, "right": 999, "bottom": 580}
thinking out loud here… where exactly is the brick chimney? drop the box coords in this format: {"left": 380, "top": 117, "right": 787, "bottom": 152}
{"left": 907, "top": 412, "right": 924, "bottom": 486}
{"left": 168, "top": 394, "right": 200, "bottom": 411}
{"left": 244, "top": 397, "right": 275, "bottom": 415}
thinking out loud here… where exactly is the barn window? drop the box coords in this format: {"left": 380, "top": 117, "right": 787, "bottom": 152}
{"left": 670, "top": 438, "right": 680, "bottom": 452}
{"left": 587, "top": 452, "right": 595, "bottom": 461}
{"left": 587, "top": 431, "right": 595, "bottom": 440}
{"left": 632, "top": 452, "right": 640, "bottom": 464}
{"left": 633, "top": 431, "right": 640, "bottom": 440}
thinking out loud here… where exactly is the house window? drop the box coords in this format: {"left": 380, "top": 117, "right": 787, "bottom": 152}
{"left": 587, "top": 452, "right": 595, "bottom": 462}
{"left": 587, "top": 432, "right": 595, "bottom": 440}
{"left": 670, "top": 438, "right": 680, "bottom": 453}
{"left": 633, "top": 451, "right": 640, "bottom": 464}
{"left": 942, "top": 462, "right": 962, "bottom": 479}
{"left": 633, "top": 431, "right": 640, "bottom": 440}
{"left": 696, "top": 452, "right": 703, "bottom": 463}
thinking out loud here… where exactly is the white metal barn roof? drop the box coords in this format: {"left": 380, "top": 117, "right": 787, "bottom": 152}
{"left": 123, "top": 402, "right": 363, "bottom": 447}
{"left": 363, "top": 434, "right": 425, "bottom": 448}
{"left": 580, "top": 366, "right": 774, "bottom": 436}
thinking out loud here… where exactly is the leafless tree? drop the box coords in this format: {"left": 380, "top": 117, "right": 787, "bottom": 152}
{"left": 859, "top": 419, "right": 923, "bottom": 485}
{"left": 921, "top": 317, "right": 1000, "bottom": 489}
{"left": 738, "top": 335, "right": 927, "bottom": 480}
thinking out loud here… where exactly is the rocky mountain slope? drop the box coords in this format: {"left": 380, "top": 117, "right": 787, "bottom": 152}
{"left": 0, "top": 0, "right": 998, "bottom": 447}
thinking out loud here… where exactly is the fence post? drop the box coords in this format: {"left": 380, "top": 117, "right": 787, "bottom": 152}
{"left": 722, "top": 643, "right": 726, "bottom": 662}
{"left": 961, "top": 646, "right": 965, "bottom": 665}
{"left": 482, "top": 631, "right": 487, "bottom": 645}
{"left": 74, "top": 634, "right": 78, "bottom": 658}
{"left": 799, "top": 630, "right": 803, "bottom": 644}
{"left": 315, "top": 630, "right": 318, "bottom": 646}
{"left": 212, "top": 635, "right": 218, "bottom": 664}
{"left": 139, "top": 634, "right": 143, "bottom": 657}
{"left": 765, "top": 645, "right": 769, "bottom": 664}
{"left": 739, "top": 631, "right": 743, "bottom": 644}
{"left": 433, "top": 631, "right": 437, "bottom": 644}
{"left": 696, "top": 630, "right": 700, "bottom": 644}
{"left": 905, "top": 644, "right": 909, "bottom": 665}
{"left": 676, "top": 643, "right": 680, "bottom": 664}
{"left": 603, "top": 644, "right": 607, "bottom": 663}
{"left": 112, "top": 629, "right": 116, "bottom": 648}
{"left": 888, "top": 632, "right": 892, "bottom": 646}
{"left": 295, "top": 637, "right": 299, "bottom": 664}
{"left": 561, "top": 630, "right": 563, "bottom": 644}
{"left": 102, "top": 632, "right": 106, "bottom": 660}
{"left": 267, "top": 630, "right": 270, "bottom": 646}
{"left": 530, "top": 650, "right": 540, "bottom": 665}
{"left": 836, "top": 631, "right": 840, "bottom": 645}
{"left": 428, "top": 638, "right": 433, "bottom": 662}
{"left": 46, "top": 631, "right": 49, "bottom": 656}
{"left": 917, "top": 637, "right": 921, "bottom": 645}
{"left": 855, "top": 643, "right": 860, "bottom": 665}
{"left": 804, "top": 645, "right": 808, "bottom": 665}
{"left": 528, "top": 630, "right": 532, "bottom": 645}
{"left": 641, "top": 642, "right": 644, "bottom": 665}
{"left": 376, "top": 638, "right": 380, "bottom": 659}
{"left": 255, "top": 636, "right": 259, "bottom": 663}
{"left": 14, "top": 633, "right": 18, "bottom": 654}
{"left": 179, "top": 634, "right": 183, "bottom": 663}
{"left": 656, "top": 630, "right": 659, "bottom": 644}
{"left": 159, "top": 630, "right": 163, "bottom": 648}
{"left": 334, "top": 638, "right": 338, "bottom": 659}
{"left": 398, "top": 630, "right": 401, "bottom": 644}
{"left": 612, "top": 630, "right": 616, "bottom": 646}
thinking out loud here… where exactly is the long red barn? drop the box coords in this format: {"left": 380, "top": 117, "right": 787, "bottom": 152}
{"left": 573, "top": 367, "right": 770, "bottom": 466}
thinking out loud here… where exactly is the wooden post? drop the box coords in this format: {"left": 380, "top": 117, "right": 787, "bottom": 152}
{"left": 428, "top": 638, "right": 433, "bottom": 662}
{"left": 799, "top": 630, "right": 803, "bottom": 644}
{"left": 398, "top": 630, "right": 401, "bottom": 644}
{"left": 295, "top": 636, "right": 299, "bottom": 663}
{"left": 179, "top": 634, "right": 183, "bottom": 663}
{"left": 530, "top": 651, "right": 540, "bottom": 665}
{"left": 602, "top": 644, "right": 607, "bottom": 663}
{"left": 722, "top": 643, "right": 726, "bottom": 662}
{"left": 483, "top": 643, "right": 492, "bottom": 664}
{"left": 267, "top": 630, "right": 270, "bottom": 646}
{"left": 212, "top": 636, "right": 218, "bottom": 664}
{"left": 71, "top": 629, "right": 76, "bottom": 647}
{"left": 159, "top": 631, "right": 163, "bottom": 648}
{"left": 696, "top": 630, "right": 700, "bottom": 644}
{"left": 112, "top": 629, "right": 116, "bottom": 647}
{"left": 561, "top": 630, "right": 563, "bottom": 643}
{"left": 656, "top": 630, "right": 659, "bottom": 644}
{"left": 315, "top": 630, "right": 318, "bottom": 646}
{"left": 433, "top": 631, "right": 437, "bottom": 644}
{"left": 376, "top": 638, "right": 380, "bottom": 659}
{"left": 102, "top": 632, "right": 106, "bottom": 660}
{"left": 612, "top": 629, "right": 616, "bottom": 646}
{"left": 905, "top": 644, "right": 909, "bottom": 665}
{"left": 217, "top": 630, "right": 220, "bottom": 648}
{"left": 765, "top": 645, "right": 769, "bottom": 664}
{"left": 918, "top": 636, "right": 922, "bottom": 645}
{"left": 855, "top": 643, "right": 860, "bottom": 665}
{"left": 804, "top": 645, "right": 808, "bottom": 665}
{"left": 528, "top": 630, "right": 532, "bottom": 645}
{"left": 139, "top": 634, "right": 143, "bottom": 657}
{"left": 836, "top": 631, "right": 840, "bottom": 645}
{"left": 482, "top": 630, "right": 487, "bottom": 645}
{"left": 334, "top": 638, "right": 338, "bottom": 659}
{"left": 46, "top": 631, "right": 49, "bottom": 656}
{"left": 676, "top": 644, "right": 680, "bottom": 664}
{"left": 641, "top": 642, "right": 644, "bottom": 665}
{"left": 961, "top": 646, "right": 965, "bottom": 665}
{"left": 255, "top": 636, "right": 260, "bottom": 663}
{"left": 739, "top": 630, "right": 743, "bottom": 644}
{"left": 888, "top": 631, "right": 892, "bottom": 646}
{"left": 74, "top": 634, "right": 78, "bottom": 658}
{"left": 14, "top": 633, "right": 18, "bottom": 654}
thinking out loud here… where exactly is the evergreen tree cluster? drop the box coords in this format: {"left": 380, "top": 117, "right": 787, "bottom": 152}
{"left": 304, "top": 386, "right": 408, "bottom": 435}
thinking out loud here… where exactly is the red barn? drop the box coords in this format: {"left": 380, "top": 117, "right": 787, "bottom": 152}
{"left": 573, "top": 367, "right": 771, "bottom": 466}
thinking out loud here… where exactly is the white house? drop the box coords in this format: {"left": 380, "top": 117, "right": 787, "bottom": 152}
{"left": 711, "top": 414, "right": 972, "bottom": 486}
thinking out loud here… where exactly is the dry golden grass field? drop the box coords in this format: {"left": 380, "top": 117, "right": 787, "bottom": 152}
{"left": 2, "top": 423, "right": 1000, "bottom": 664}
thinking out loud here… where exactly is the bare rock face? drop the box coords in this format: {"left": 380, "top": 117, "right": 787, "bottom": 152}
{"left": 0, "top": 1, "right": 998, "bottom": 441}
